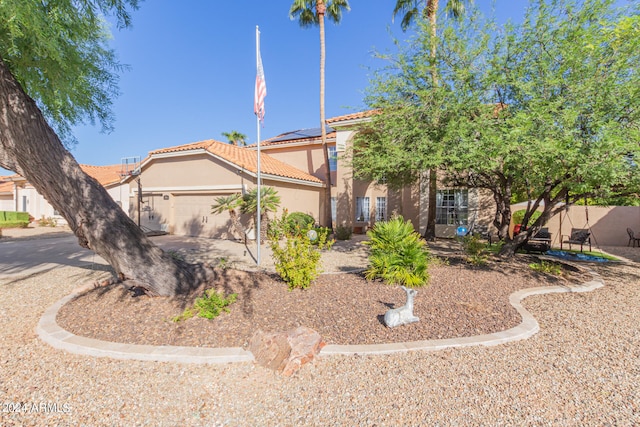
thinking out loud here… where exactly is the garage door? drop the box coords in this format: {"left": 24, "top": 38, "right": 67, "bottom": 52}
{"left": 172, "top": 193, "right": 237, "bottom": 238}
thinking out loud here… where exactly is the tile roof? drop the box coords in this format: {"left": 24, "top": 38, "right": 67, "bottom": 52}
{"left": 80, "top": 164, "right": 124, "bottom": 187}
{"left": 0, "top": 177, "right": 13, "bottom": 194}
{"left": 326, "top": 110, "right": 380, "bottom": 124}
{"left": 150, "top": 140, "right": 323, "bottom": 185}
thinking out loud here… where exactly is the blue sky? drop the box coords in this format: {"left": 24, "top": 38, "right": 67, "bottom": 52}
{"left": 62, "top": 0, "right": 631, "bottom": 168}
{"left": 63, "top": 0, "right": 531, "bottom": 168}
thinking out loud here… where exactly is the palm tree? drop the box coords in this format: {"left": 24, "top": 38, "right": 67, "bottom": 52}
{"left": 289, "top": 0, "right": 350, "bottom": 229}
{"left": 241, "top": 186, "right": 281, "bottom": 244}
{"left": 211, "top": 193, "right": 243, "bottom": 240}
{"left": 393, "top": 0, "right": 471, "bottom": 240}
{"left": 221, "top": 130, "right": 247, "bottom": 146}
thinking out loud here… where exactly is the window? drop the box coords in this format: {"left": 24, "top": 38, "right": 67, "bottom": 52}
{"left": 355, "top": 197, "right": 369, "bottom": 222}
{"left": 331, "top": 197, "right": 337, "bottom": 225}
{"left": 328, "top": 146, "right": 338, "bottom": 172}
{"left": 436, "top": 189, "right": 468, "bottom": 225}
{"left": 375, "top": 197, "right": 387, "bottom": 222}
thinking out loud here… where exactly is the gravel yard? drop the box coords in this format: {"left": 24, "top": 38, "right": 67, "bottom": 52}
{"left": 1, "top": 229, "right": 639, "bottom": 425}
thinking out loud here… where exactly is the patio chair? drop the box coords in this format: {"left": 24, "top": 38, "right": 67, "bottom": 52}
{"left": 561, "top": 228, "right": 591, "bottom": 252}
{"left": 627, "top": 228, "right": 640, "bottom": 248}
{"left": 523, "top": 227, "right": 551, "bottom": 253}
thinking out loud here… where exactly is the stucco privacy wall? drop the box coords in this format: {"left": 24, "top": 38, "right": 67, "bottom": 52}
{"left": 544, "top": 205, "right": 640, "bottom": 247}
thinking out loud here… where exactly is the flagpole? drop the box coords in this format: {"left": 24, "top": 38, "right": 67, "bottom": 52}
{"left": 255, "top": 26, "right": 262, "bottom": 266}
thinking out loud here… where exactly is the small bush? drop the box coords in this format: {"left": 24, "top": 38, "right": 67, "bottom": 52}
{"left": 529, "top": 260, "right": 563, "bottom": 276}
{"left": 364, "top": 216, "right": 430, "bottom": 287}
{"left": 0, "top": 211, "right": 30, "bottom": 228}
{"left": 270, "top": 224, "right": 332, "bottom": 289}
{"left": 0, "top": 221, "right": 29, "bottom": 229}
{"left": 334, "top": 224, "right": 352, "bottom": 241}
{"left": 462, "top": 234, "right": 490, "bottom": 266}
{"left": 38, "top": 216, "right": 58, "bottom": 227}
{"left": 311, "top": 226, "right": 332, "bottom": 246}
{"left": 285, "top": 212, "right": 315, "bottom": 235}
{"left": 172, "top": 289, "right": 237, "bottom": 322}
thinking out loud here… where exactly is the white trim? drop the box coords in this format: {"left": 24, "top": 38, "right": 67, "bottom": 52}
{"left": 258, "top": 173, "right": 324, "bottom": 188}
{"left": 327, "top": 116, "right": 372, "bottom": 128}
{"left": 150, "top": 149, "right": 208, "bottom": 160}
{"left": 131, "top": 184, "right": 246, "bottom": 195}
{"left": 249, "top": 138, "right": 336, "bottom": 151}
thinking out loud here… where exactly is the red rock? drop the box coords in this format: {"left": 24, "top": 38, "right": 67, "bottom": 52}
{"left": 248, "top": 326, "right": 325, "bottom": 376}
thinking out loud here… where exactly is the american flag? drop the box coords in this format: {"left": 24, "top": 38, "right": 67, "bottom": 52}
{"left": 254, "top": 48, "right": 267, "bottom": 123}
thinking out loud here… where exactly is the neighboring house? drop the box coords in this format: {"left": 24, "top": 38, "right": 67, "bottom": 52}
{"left": 0, "top": 165, "right": 130, "bottom": 224}
{"left": 0, "top": 177, "right": 15, "bottom": 211}
{"left": 122, "top": 139, "right": 323, "bottom": 238}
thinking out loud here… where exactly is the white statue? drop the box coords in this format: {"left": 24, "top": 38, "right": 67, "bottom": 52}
{"left": 384, "top": 286, "right": 419, "bottom": 328}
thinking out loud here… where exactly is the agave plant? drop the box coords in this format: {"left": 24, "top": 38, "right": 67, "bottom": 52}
{"left": 364, "top": 216, "right": 430, "bottom": 287}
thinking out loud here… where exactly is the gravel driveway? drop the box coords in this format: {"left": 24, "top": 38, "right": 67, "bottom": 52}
{"left": 1, "top": 228, "right": 639, "bottom": 425}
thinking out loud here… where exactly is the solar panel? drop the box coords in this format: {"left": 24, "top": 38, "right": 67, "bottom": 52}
{"left": 268, "top": 125, "right": 334, "bottom": 143}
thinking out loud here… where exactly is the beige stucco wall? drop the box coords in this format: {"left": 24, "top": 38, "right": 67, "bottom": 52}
{"left": 261, "top": 142, "right": 335, "bottom": 184}
{"left": 0, "top": 195, "right": 12, "bottom": 211}
{"left": 140, "top": 154, "right": 245, "bottom": 189}
{"left": 334, "top": 131, "right": 421, "bottom": 233}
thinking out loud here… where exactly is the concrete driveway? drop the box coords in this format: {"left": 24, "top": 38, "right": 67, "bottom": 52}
{"left": 0, "top": 235, "right": 109, "bottom": 278}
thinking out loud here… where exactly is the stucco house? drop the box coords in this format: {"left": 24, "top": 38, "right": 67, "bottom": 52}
{"left": 0, "top": 165, "right": 129, "bottom": 225}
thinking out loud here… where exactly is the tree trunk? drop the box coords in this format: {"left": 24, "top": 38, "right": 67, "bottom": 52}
{"left": 229, "top": 210, "right": 243, "bottom": 240}
{"left": 0, "top": 57, "right": 212, "bottom": 297}
{"left": 317, "top": 1, "right": 333, "bottom": 229}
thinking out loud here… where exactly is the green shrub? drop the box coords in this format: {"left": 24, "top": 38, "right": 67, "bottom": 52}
{"left": 0, "top": 211, "right": 30, "bottom": 228}
{"left": 512, "top": 209, "right": 542, "bottom": 227}
{"left": 172, "top": 289, "right": 237, "bottom": 322}
{"left": 529, "top": 260, "right": 563, "bottom": 276}
{"left": 311, "top": 226, "right": 332, "bottom": 245}
{"left": 270, "top": 224, "right": 332, "bottom": 289}
{"left": 462, "top": 234, "right": 490, "bottom": 266}
{"left": 334, "top": 224, "right": 352, "bottom": 240}
{"left": 364, "top": 216, "right": 430, "bottom": 288}
{"left": 0, "top": 221, "right": 29, "bottom": 229}
{"left": 285, "top": 212, "right": 315, "bottom": 235}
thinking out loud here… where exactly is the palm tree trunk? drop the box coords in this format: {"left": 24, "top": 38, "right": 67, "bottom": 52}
{"left": 318, "top": 1, "right": 333, "bottom": 229}
{"left": 0, "top": 57, "right": 212, "bottom": 297}
{"left": 424, "top": 0, "right": 440, "bottom": 241}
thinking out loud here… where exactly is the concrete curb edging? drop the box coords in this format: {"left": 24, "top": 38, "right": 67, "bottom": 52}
{"left": 36, "top": 273, "right": 604, "bottom": 364}
{"left": 321, "top": 273, "right": 604, "bottom": 356}
{"left": 36, "top": 291, "right": 255, "bottom": 364}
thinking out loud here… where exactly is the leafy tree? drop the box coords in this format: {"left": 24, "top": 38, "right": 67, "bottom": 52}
{"left": 355, "top": 0, "right": 639, "bottom": 256}
{"left": 221, "top": 130, "right": 247, "bottom": 146}
{"left": 211, "top": 193, "right": 244, "bottom": 239}
{"left": 0, "top": 1, "right": 212, "bottom": 296}
{"left": 392, "top": 0, "right": 472, "bottom": 240}
{"left": 289, "top": 0, "right": 350, "bottom": 229}
{"left": 241, "top": 186, "right": 281, "bottom": 244}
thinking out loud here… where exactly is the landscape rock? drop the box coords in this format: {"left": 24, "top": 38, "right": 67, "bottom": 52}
{"left": 249, "top": 326, "right": 325, "bottom": 376}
